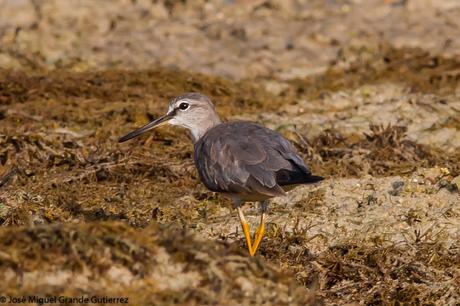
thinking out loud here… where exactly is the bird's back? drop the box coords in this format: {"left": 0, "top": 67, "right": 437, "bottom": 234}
{"left": 194, "top": 121, "right": 323, "bottom": 200}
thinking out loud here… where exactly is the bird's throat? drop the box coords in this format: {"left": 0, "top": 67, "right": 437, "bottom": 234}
{"left": 189, "top": 113, "right": 221, "bottom": 143}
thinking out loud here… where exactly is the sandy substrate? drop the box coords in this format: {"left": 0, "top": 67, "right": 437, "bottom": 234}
{"left": 0, "top": 0, "right": 459, "bottom": 305}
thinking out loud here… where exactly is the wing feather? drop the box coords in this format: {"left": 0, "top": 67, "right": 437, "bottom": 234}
{"left": 194, "top": 121, "right": 319, "bottom": 198}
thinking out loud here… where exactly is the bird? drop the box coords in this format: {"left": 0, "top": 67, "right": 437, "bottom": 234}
{"left": 118, "top": 93, "right": 323, "bottom": 256}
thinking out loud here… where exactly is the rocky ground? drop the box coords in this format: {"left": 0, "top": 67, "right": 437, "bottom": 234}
{"left": 0, "top": 0, "right": 459, "bottom": 305}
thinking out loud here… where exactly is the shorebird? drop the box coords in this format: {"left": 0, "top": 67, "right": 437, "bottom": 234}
{"left": 119, "top": 93, "right": 323, "bottom": 256}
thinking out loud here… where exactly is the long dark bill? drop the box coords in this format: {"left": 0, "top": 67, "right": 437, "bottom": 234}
{"left": 118, "top": 113, "right": 173, "bottom": 143}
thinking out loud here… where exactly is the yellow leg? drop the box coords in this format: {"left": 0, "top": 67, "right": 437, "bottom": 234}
{"left": 251, "top": 212, "right": 265, "bottom": 255}
{"left": 237, "top": 207, "right": 253, "bottom": 256}
{"left": 237, "top": 203, "right": 267, "bottom": 257}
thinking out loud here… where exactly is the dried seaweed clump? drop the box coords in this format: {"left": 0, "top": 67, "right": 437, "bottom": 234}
{"left": 299, "top": 124, "right": 459, "bottom": 177}
{"left": 262, "top": 231, "right": 460, "bottom": 305}
{"left": 289, "top": 43, "right": 460, "bottom": 99}
{"left": 0, "top": 222, "right": 320, "bottom": 305}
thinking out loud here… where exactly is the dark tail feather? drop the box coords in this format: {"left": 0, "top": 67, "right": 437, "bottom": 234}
{"left": 303, "top": 175, "right": 324, "bottom": 184}
{"left": 277, "top": 170, "right": 324, "bottom": 186}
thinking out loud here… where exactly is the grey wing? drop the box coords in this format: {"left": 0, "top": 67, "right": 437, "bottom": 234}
{"left": 194, "top": 123, "right": 312, "bottom": 197}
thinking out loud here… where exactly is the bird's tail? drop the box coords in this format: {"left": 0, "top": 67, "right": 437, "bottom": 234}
{"left": 303, "top": 175, "right": 324, "bottom": 184}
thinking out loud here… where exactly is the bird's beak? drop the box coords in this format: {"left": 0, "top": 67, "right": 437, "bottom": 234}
{"left": 118, "top": 112, "right": 174, "bottom": 143}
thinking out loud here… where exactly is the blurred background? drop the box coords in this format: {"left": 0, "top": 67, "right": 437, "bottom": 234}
{"left": 0, "top": 0, "right": 459, "bottom": 305}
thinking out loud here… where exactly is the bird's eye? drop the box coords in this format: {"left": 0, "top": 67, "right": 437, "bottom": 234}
{"left": 178, "top": 102, "right": 189, "bottom": 111}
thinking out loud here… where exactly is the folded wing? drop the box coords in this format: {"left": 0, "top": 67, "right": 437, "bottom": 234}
{"left": 194, "top": 122, "right": 323, "bottom": 198}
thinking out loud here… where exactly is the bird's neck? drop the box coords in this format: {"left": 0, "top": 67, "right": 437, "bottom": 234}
{"left": 190, "top": 112, "right": 221, "bottom": 143}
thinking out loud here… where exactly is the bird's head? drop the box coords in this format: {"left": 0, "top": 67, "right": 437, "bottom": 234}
{"left": 118, "top": 92, "right": 221, "bottom": 143}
